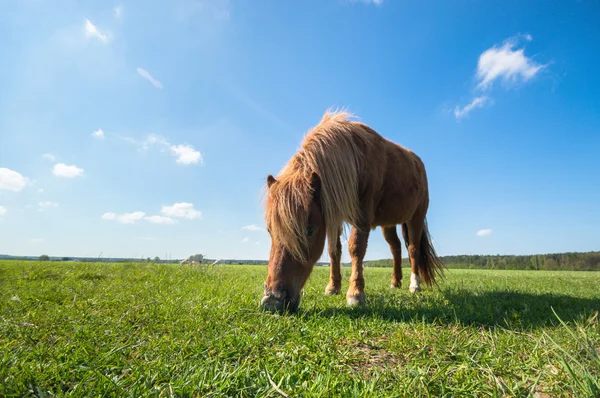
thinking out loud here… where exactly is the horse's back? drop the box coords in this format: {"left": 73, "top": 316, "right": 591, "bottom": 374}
{"left": 356, "top": 125, "right": 428, "bottom": 227}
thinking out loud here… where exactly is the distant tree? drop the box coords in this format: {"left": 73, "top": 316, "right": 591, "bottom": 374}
{"left": 62, "top": 257, "right": 71, "bottom": 261}
{"left": 39, "top": 254, "right": 50, "bottom": 261}
{"left": 146, "top": 257, "right": 151, "bottom": 263}
{"left": 154, "top": 256, "right": 160, "bottom": 262}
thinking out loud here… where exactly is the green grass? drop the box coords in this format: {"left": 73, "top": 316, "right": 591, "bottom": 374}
{"left": 1, "top": 260, "right": 599, "bottom": 397}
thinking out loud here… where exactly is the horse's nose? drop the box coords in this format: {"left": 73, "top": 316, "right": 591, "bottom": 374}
{"left": 260, "top": 294, "right": 285, "bottom": 312}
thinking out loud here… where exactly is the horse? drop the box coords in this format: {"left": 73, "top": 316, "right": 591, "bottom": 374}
{"left": 180, "top": 253, "right": 204, "bottom": 265}
{"left": 261, "top": 110, "right": 444, "bottom": 313}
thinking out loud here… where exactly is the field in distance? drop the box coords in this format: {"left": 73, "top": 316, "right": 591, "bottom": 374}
{"left": 1, "top": 260, "right": 599, "bottom": 397}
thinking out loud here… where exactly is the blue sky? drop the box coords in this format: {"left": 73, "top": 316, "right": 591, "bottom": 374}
{"left": 1, "top": 0, "right": 599, "bottom": 261}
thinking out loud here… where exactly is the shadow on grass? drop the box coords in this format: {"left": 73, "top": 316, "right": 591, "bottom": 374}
{"left": 299, "top": 290, "right": 600, "bottom": 329}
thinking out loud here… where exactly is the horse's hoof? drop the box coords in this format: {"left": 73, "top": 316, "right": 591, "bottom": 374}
{"left": 409, "top": 273, "right": 421, "bottom": 293}
{"left": 346, "top": 292, "right": 366, "bottom": 307}
{"left": 409, "top": 285, "right": 421, "bottom": 293}
{"left": 390, "top": 281, "right": 401, "bottom": 289}
{"left": 324, "top": 285, "right": 340, "bottom": 295}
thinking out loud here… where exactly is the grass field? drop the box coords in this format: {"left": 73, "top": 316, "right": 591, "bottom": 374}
{"left": 1, "top": 261, "right": 599, "bottom": 397}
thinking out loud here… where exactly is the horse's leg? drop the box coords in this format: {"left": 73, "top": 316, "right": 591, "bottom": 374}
{"left": 382, "top": 226, "right": 402, "bottom": 288}
{"left": 325, "top": 226, "right": 342, "bottom": 295}
{"left": 405, "top": 217, "right": 425, "bottom": 293}
{"left": 346, "top": 226, "right": 370, "bottom": 306}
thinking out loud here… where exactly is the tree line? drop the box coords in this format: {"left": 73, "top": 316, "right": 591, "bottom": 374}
{"left": 364, "top": 251, "right": 600, "bottom": 271}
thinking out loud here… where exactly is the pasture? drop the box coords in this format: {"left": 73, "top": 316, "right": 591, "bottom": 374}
{"left": 1, "top": 260, "right": 599, "bottom": 397}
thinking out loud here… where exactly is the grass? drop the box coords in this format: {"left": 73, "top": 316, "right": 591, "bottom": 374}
{"left": 1, "top": 260, "right": 599, "bottom": 397}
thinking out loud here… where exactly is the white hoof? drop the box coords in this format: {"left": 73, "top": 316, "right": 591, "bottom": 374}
{"left": 346, "top": 292, "right": 366, "bottom": 307}
{"left": 409, "top": 272, "right": 421, "bottom": 293}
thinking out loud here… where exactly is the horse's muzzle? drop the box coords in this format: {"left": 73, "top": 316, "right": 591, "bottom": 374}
{"left": 260, "top": 291, "right": 299, "bottom": 313}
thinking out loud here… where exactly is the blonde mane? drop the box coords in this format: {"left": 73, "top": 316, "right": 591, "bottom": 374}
{"left": 265, "top": 109, "right": 374, "bottom": 263}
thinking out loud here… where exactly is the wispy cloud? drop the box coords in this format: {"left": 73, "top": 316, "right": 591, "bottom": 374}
{"left": 0, "top": 205, "right": 6, "bottom": 216}
{"left": 174, "top": 0, "right": 231, "bottom": 22}
{"left": 240, "top": 237, "right": 250, "bottom": 244}
{"left": 102, "top": 211, "right": 146, "bottom": 224}
{"left": 242, "top": 224, "right": 264, "bottom": 232}
{"left": 161, "top": 202, "right": 202, "bottom": 219}
{"left": 454, "top": 96, "right": 489, "bottom": 120}
{"left": 92, "top": 129, "right": 105, "bottom": 139}
{"left": 138, "top": 237, "right": 158, "bottom": 241}
{"left": 42, "top": 153, "right": 56, "bottom": 162}
{"left": 114, "top": 5, "right": 123, "bottom": 19}
{"left": 452, "top": 34, "right": 547, "bottom": 121}
{"left": 52, "top": 163, "right": 85, "bottom": 178}
{"left": 84, "top": 19, "right": 109, "bottom": 44}
{"left": 170, "top": 144, "right": 202, "bottom": 165}
{"left": 145, "top": 215, "right": 176, "bottom": 225}
{"left": 351, "top": 0, "right": 383, "bottom": 4}
{"left": 476, "top": 229, "right": 493, "bottom": 237}
{"left": 38, "top": 201, "right": 58, "bottom": 211}
{"left": 141, "top": 134, "right": 202, "bottom": 165}
{"left": 224, "top": 83, "right": 290, "bottom": 131}
{"left": 0, "top": 168, "right": 29, "bottom": 192}
{"left": 477, "top": 36, "right": 546, "bottom": 90}
{"left": 137, "top": 67, "right": 163, "bottom": 89}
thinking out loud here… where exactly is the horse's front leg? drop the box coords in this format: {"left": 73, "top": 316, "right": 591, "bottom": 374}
{"left": 325, "top": 226, "right": 342, "bottom": 295}
{"left": 346, "top": 226, "right": 370, "bottom": 307}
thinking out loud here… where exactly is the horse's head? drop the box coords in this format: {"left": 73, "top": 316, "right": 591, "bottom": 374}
{"left": 261, "top": 172, "right": 327, "bottom": 313}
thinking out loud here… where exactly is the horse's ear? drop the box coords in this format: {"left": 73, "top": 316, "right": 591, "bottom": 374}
{"left": 309, "top": 172, "right": 321, "bottom": 199}
{"left": 267, "top": 174, "right": 277, "bottom": 188}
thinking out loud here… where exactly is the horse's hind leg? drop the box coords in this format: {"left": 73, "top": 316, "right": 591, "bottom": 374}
{"left": 382, "top": 226, "right": 402, "bottom": 288}
{"left": 405, "top": 218, "right": 424, "bottom": 293}
{"left": 346, "top": 226, "right": 369, "bottom": 307}
{"left": 325, "top": 226, "right": 342, "bottom": 295}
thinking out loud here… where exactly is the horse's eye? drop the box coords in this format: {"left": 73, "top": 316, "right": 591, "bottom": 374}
{"left": 306, "top": 225, "right": 315, "bottom": 237}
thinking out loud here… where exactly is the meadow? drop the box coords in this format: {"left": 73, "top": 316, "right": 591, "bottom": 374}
{"left": 1, "top": 260, "right": 599, "bottom": 397}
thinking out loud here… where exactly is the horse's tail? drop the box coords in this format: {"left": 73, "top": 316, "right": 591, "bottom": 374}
{"left": 418, "top": 219, "right": 445, "bottom": 287}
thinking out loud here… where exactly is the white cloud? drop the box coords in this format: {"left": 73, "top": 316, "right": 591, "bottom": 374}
{"left": 42, "top": 153, "right": 56, "bottom": 162}
{"left": 350, "top": 0, "right": 383, "bottom": 4}
{"left": 452, "top": 35, "right": 546, "bottom": 121}
{"left": 84, "top": 19, "right": 109, "bottom": 44}
{"left": 38, "top": 188, "right": 44, "bottom": 193}
{"left": 145, "top": 215, "right": 176, "bottom": 225}
{"left": 476, "top": 229, "right": 493, "bottom": 237}
{"left": 0, "top": 168, "right": 29, "bottom": 192}
{"left": 31, "top": 238, "right": 45, "bottom": 243}
{"left": 0, "top": 205, "right": 6, "bottom": 216}
{"left": 241, "top": 237, "right": 250, "bottom": 244}
{"left": 454, "top": 96, "right": 489, "bottom": 120}
{"left": 102, "top": 211, "right": 146, "bottom": 224}
{"left": 477, "top": 37, "right": 546, "bottom": 90}
{"left": 242, "top": 224, "right": 264, "bottom": 232}
{"left": 53, "top": 163, "right": 85, "bottom": 178}
{"left": 117, "top": 133, "right": 202, "bottom": 166}
{"left": 114, "top": 5, "right": 123, "bottom": 19}
{"left": 160, "top": 202, "right": 202, "bottom": 219}
{"left": 92, "top": 129, "right": 105, "bottom": 139}
{"left": 38, "top": 201, "right": 58, "bottom": 211}
{"left": 137, "top": 67, "right": 163, "bottom": 89}
{"left": 170, "top": 144, "right": 202, "bottom": 165}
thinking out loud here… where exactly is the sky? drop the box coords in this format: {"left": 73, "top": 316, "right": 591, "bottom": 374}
{"left": 1, "top": 0, "right": 599, "bottom": 262}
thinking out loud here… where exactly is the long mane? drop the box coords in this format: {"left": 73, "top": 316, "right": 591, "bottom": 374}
{"left": 265, "top": 109, "right": 373, "bottom": 263}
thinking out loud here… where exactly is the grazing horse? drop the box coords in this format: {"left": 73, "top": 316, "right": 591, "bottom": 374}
{"left": 261, "top": 110, "right": 444, "bottom": 313}
{"left": 180, "top": 253, "right": 204, "bottom": 265}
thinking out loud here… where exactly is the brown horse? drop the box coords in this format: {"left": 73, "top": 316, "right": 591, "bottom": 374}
{"left": 261, "top": 110, "right": 444, "bottom": 312}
